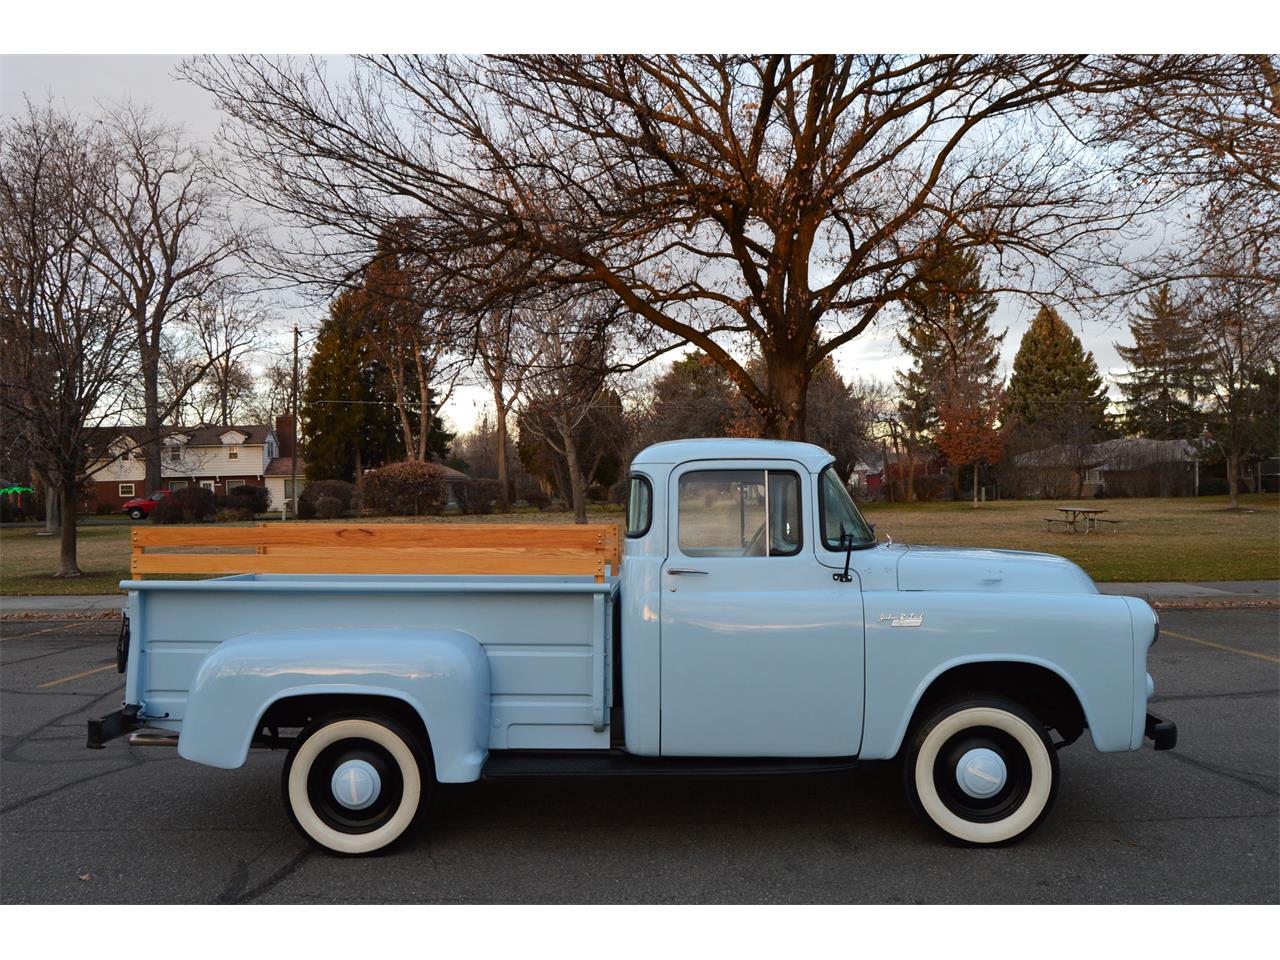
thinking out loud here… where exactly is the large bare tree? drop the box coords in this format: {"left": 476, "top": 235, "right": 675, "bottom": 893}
{"left": 0, "top": 105, "right": 134, "bottom": 576}
{"left": 187, "top": 54, "right": 1190, "bottom": 439}
{"left": 89, "top": 103, "right": 244, "bottom": 491}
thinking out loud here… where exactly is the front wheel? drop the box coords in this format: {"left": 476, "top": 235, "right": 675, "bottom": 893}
{"left": 903, "top": 695, "right": 1059, "bottom": 846}
{"left": 128, "top": 508, "right": 145, "bottom": 520}
{"left": 282, "top": 714, "right": 429, "bottom": 855}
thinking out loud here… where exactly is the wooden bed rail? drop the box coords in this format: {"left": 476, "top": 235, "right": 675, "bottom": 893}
{"left": 130, "top": 522, "right": 623, "bottom": 583}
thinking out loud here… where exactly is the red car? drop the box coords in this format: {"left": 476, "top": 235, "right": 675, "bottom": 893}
{"left": 121, "top": 489, "right": 171, "bottom": 520}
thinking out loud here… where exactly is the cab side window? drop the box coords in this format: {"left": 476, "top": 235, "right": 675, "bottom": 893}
{"left": 677, "top": 469, "right": 801, "bottom": 558}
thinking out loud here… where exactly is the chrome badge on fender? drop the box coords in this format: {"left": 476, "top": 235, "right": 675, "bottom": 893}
{"left": 879, "top": 613, "right": 924, "bottom": 628}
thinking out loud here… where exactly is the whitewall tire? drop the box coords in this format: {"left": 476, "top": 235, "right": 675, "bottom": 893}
{"left": 903, "top": 696, "right": 1059, "bottom": 846}
{"left": 282, "top": 715, "right": 428, "bottom": 856}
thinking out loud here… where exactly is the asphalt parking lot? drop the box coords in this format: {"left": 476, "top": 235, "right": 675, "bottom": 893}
{"left": 1, "top": 608, "right": 1276, "bottom": 904}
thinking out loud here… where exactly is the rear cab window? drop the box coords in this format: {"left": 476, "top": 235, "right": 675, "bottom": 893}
{"left": 677, "top": 469, "right": 801, "bottom": 557}
{"left": 625, "top": 475, "right": 652, "bottom": 538}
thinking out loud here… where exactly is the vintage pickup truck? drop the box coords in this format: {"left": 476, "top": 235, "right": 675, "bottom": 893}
{"left": 88, "top": 438, "right": 1176, "bottom": 854}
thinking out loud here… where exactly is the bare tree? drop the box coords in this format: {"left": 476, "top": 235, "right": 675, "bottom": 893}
{"left": 0, "top": 105, "right": 133, "bottom": 576}
{"left": 88, "top": 103, "right": 244, "bottom": 492}
{"left": 518, "top": 300, "right": 615, "bottom": 523}
{"left": 473, "top": 307, "right": 541, "bottom": 509}
{"left": 187, "top": 54, "right": 1193, "bottom": 440}
{"left": 1094, "top": 55, "right": 1279, "bottom": 285}
{"left": 189, "top": 283, "right": 270, "bottom": 424}
{"left": 1187, "top": 247, "right": 1279, "bottom": 509}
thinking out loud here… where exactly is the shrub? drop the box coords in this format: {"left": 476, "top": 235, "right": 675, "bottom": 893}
{"left": 315, "top": 495, "right": 345, "bottom": 520}
{"left": 358, "top": 461, "right": 447, "bottom": 516}
{"left": 214, "top": 506, "right": 254, "bottom": 523}
{"left": 149, "top": 485, "right": 218, "bottom": 524}
{"left": 227, "top": 484, "right": 270, "bottom": 514}
{"left": 455, "top": 478, "right": 501, "bottom": 515}
{"left": 585, "top": 483, "right": 607, "bottom": 503}
{"left": 524, "top": 488, "right": 551, "bottom": 511}
{"left": 913, "top": 475, "right": 952, "bottom": 502}
{"left": 297, "top": 479, "right": 356, "bottom": 519}
{"left": 1198, "top": 478, "right": 1230, "bottom": 496}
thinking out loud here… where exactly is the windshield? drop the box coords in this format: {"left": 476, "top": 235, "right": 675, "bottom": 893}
{"left": 818, "top": 464, "right": 875, "bottom": 550}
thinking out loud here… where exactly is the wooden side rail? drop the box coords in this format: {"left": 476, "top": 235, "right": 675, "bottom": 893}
{"left": 131, "top": 522, "right": 623, "bottom": 583}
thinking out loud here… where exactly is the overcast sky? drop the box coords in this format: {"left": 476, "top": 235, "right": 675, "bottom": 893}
{"left": 2, "top": 54, "right": 1138, "bottom": 434}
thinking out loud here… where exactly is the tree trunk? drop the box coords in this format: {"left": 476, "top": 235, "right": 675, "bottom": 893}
{"left": 143, "top": 353, "right": 163, "bottom": 495}
{"left": 56, "top": 479, "right": 81, "bottom": 578}
{"left": 493, "top": 391, "right": 510, "bottom": 512}
{"left": 971, "top": 461, "right": 979, "bottom": 508}
{"left": 42, "top": 478, "right": 60, "bottom": 536}
{"left": 1228, "top": 449, "right": 1240, "bottom": 509}
{"left": 761, "top": 352, "right": 809, "bottom": 440}
{"left": 559, "top": 414, "right": 588, "bottom": 524}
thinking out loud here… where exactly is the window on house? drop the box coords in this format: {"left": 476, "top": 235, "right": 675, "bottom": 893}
{"left": 169, "top": 480, "right": 188, "bottom": 491}
{"left": 118, "top": 483, "right": 135, "bottom": 498}
{"left": 200, "top": 480, "right": 216, "bottom": 492}
{"left": 228, "top": 446, "right": 239, "bottom": 460}
{"left": 677, "top": 469, "right": 801, "bottom": 558}
{"left": 168, "top": 446, "right": 181, "bottom": 461}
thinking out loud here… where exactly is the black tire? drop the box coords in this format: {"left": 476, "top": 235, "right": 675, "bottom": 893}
{"left": 903, "top": 694, "right": 1060, "bottom": 846}
{"left": 128, "top": 508, "right": 145, "bottom": 520}
{"left": 281, "top": 712, "right": 430, "bottom": 856}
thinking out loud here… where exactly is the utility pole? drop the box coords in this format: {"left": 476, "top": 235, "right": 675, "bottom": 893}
{"left": 289, "top": 325, "right": 299, "bottom": 520}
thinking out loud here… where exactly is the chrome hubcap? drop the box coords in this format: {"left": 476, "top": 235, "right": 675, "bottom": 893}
{"left": 331, "top": 759, "right": 381, "bottom": 810}
{"left": 956, "top": 747, "right": 1007, "bottom": 799}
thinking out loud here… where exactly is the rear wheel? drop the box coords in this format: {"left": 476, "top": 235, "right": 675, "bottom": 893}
{"left": 903, "top": 695, "right": 1059, "bottom": 846}
{"left": 281, "top": 713, "right": 429, "bottom": 856}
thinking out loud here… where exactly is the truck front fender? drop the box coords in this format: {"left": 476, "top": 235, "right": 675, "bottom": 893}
{"left": 177, "top": 627, "right": 490, "bottom": 781}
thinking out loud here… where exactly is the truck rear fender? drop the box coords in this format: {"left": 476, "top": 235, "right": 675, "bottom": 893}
{"left": 177, "top": 627, "right": 490, "bottom": 781}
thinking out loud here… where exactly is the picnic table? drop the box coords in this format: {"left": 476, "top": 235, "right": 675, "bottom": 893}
{"left": 1042, "top": 506, "right": 1122, "bottom": 534}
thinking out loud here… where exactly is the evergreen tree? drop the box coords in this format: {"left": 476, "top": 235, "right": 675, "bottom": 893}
{"left": 895, "top": 249, "right": 1004, "bottom": 497}
{"left": 300, "top": 290, "right": 405, "bottom": 482}
{"left": 1115, "top": 284, "right": 1209, "bottom": 439}
{"left": 1004, "top": 305, "right": 1111, "bottom": 439}
{"left": 897, "top": 249, "right": 1002, "bottom": 396}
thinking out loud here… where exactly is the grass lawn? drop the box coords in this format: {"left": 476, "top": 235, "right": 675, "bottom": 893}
{"left": 1, "top": 495, "right": 1275, "bottom": 594}
{"left": 861, "top": 493, "right": 1279, "bottom": 582}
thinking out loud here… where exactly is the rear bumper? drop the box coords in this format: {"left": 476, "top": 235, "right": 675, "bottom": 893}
{"left": 1145, "top": 711, "right": 1177, "bottom": 751}
{"left": 86, "top": 705, "right": 140, "bottom": 749}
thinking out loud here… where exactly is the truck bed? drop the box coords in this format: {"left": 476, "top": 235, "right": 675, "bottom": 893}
{"left": 121, "top": 573, "right": 617, "bottom": 750}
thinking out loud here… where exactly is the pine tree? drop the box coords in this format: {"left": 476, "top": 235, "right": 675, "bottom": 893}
{"left": 1115, "top": 284, "right": 1209, "bottom": 439}
{"left": 895, "top": 249, "right": 1004, "bottom": 497}
{"left": 301, "top": 290, "right": 405, "bottom": 482}
{"left": 1004, "top": 305, "right": 1111, "bottom": 439}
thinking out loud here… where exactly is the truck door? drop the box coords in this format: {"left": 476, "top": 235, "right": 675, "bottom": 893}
{"left": 659, "top": 460, "right": 864, "bottom": 757}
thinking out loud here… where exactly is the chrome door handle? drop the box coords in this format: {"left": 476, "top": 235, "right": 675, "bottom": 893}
{"left": 666, "top": 567, "right": 709, "bottom": 575}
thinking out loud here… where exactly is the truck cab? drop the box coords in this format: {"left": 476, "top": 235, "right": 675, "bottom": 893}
{"left": 90, "top": 438, "right": 1175, "bottom": 855}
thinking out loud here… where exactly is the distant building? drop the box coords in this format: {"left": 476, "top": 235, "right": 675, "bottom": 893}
{"left": 83, "top": 416, "right": 306, "bottom": 512}
{"left": 1013, "top": 438, "right": 1196, "bottom": 498}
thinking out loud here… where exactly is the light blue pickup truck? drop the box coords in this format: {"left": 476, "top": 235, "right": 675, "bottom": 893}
{"left": 88, "top": 438, "right": 1175, "bottom": 854}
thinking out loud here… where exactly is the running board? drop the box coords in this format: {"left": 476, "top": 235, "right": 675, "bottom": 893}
{"left": 482, "top": 749, "right": 860, "bottom": 779}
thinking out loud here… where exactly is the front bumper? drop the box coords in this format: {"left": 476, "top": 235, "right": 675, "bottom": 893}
{"left": 1145, "top": 711, "right": 1177, "bottom": 750}
{"left": 86, "top": 705, "right": 140, "bottom": 749}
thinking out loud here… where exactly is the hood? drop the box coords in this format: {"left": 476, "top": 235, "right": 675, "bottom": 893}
{"left": 895, "top": 544, "right": 1098, "bottom": 595}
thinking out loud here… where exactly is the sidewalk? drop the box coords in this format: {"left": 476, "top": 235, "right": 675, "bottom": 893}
{"left": 3, "top": 581, "right": 1277, "bottom": 616}
{"left": 1095, "top": 580, "right": 1279, "bottom": 603}
{"left": 1, "top": 594, "right": 126, "bottom": 615}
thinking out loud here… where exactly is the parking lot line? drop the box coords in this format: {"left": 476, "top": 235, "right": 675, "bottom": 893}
{"left": 1162, "top": 628, "right": 1280, "bottom": 664}
{"left": 36, "top": 663, "right": 117, "bottom": 689}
